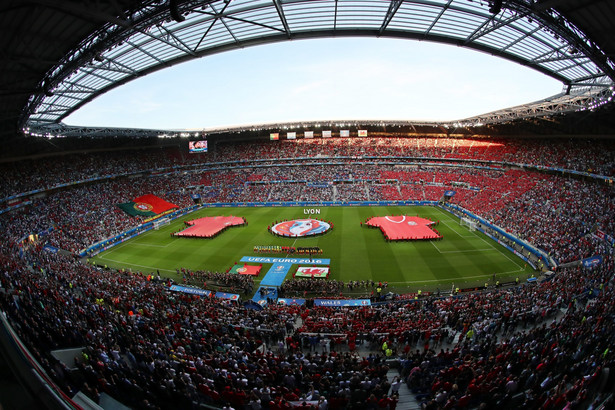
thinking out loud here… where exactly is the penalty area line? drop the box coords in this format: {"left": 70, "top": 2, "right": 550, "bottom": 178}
{"left": 95, "top": 229, "right": 180, "bottom": 256}
{"left": 386, "top": 267, "right": 526, "bottom": 285}
{"left": 429, "top": 241, "right": 497, "bottom": 254}
{"left": 439, "top": 220, "right": 476, "bottom": 238}
{"left": 94, "top": 255, "right": 176, "bottom": 273}
{"left": 470, "top": 230, "right": 525, "bottom": 270}
{"left": 432, "top": 207, "right": 479, "bottom": 239}
{"left": 99, "top": 240, "right": 131, "bottom": 256}
{"left": 128, "top": 238, "right": 180, "bottom": 249}
{"left": 129, "top": 242, "right": 167, "bottom": 248}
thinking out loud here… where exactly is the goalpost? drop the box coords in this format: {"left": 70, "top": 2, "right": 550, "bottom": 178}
{"left": 153, "top": 218, "right": 171, "bottom": 230}
{"left": 460, "top": 217, "right": 478, "bottom": 231}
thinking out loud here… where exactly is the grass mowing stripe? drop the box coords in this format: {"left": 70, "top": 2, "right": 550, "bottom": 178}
{"left": 473, "top": 230, "right": 525, "bottom": 270}
{"left": 91, "top": 205, "right": 536, "bottom": 292}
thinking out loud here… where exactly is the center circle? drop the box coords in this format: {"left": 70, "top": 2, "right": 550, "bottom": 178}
{"left": 270, "top": 218, "right": 331, "bottom": 237}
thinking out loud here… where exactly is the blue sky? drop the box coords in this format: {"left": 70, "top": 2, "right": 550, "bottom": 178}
{"left": 65, "top": 37, "right": 562, "bottom": 130}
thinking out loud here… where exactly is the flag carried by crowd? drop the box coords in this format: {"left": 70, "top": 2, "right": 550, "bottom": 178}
{"left": 117, "top": 194, "right": 178, "bottom": 217}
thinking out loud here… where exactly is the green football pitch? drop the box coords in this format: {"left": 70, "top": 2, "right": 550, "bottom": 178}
{"left": 91, "top": 205, "right": 536, "bottom": 294}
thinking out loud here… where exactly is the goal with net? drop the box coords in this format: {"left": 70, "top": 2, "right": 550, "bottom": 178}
{"left": 153, "top": 218, "right": 171, "bottom": 230}
{"left": 460, "top": 217, "right": 478, "bottom": 231}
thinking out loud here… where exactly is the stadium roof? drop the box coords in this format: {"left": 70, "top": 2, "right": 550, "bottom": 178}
{"left": 1, "top": 0, "right": 614, "bottom": 140}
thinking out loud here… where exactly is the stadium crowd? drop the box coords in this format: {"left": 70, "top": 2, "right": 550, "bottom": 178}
{"left": 278, "top": 278, "right": 346, "bottom": 298}
{"left": 0, "top": 136, "right": 614, "bottom": 409}
{"left": 3, "top": 137, "right": 615, "bottom": 202}
{"left": 2, "top": 158, "right": 613, "bottom": 264}
{"left": 0, "top": 236, "right": 613, "bottom": 409}
{"left": 177, "top": 267, "right": 255, "bottom": 295}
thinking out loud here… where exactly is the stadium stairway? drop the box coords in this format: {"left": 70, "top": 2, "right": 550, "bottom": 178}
{"left": 387, "top": 368, "right": 422, "bottom": 410}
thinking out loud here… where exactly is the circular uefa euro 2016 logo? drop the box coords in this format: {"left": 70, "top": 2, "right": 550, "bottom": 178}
{"left": 271, "top": 218, "right": 331, "bottom": 237}
{"left": 134, "top": 202, "right": 153, "bottom": 212}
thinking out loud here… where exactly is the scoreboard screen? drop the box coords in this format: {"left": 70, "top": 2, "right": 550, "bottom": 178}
{"left": 189, "top": 140, "right": 207, "bottom": 153}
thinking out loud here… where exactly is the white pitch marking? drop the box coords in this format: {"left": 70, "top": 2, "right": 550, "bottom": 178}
{"left": 386, "top": 268, "right": 526, "bottom": 285}
{"left": 95, "top": 255, "right": 175, "bottom": 273}
{"left": 434, "top": 206, "right": 524, "bottom": 269}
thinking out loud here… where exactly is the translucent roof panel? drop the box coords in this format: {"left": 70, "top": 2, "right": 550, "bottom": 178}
{"left": 28, "top": 0, "right": 614, "bottom": 126}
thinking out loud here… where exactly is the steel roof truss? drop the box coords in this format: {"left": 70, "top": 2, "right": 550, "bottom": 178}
{"left": 334, "top": 0, "right": 339, "bottom": 30}
{"left": 75, "top": 68, "right": 114, "bottom": 85}
{"left": 125, "top": 40, "right": 166, "bottom": 65}
{"left": 424, "top": 0, "right": 454, "bottom": 37}
{"left": 464, "top": 12, "right": 524, "bottom": 46}
{"left": 41, "top": 92, "right": 84, "bottom": 101}
{"left": 192, "top": 0, "right": 233, "bottom": 51}
{"left": 500, "top": 25, "right": 540, "bottom": 52}
{"left": 272, "top": 0, "right": 291, "bottom": 38}
{"left": 18, "top": 0, "right": 615, "bottom": 131}
{"left": 534, "top": 51, "right": 588, "bottom": 65}
{"left": 571, "top": 82, "right": 612, "bottom": 88}
{"left": 209, "top": 3, "right": 240, "bottom": 45}
{"left": 61, "top": 81, "right": 98, "bottom": 93}
{"left": 379, "top": 0, "right": 404, "bottom": 36}
{"left": 84, "top": 59, "right": 138, "bottom": 77}
{"left": 144, "top": 25, "right": 197, "bottom": 57}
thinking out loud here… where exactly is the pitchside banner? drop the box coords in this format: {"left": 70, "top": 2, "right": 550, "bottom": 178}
{"left": 169, "top": 285, "right": 240, "bottom": 300}
{"left": 170, "top": 285, "right": 211, "bottom": 296}
{"left": 314, "top": 299, "right": 371, "bottom": 307}
{"left": 277, "top": 298, "right": 306, "bottom": 305}
{"left": 215, "top": 292, "right": 241, "bottom": 300}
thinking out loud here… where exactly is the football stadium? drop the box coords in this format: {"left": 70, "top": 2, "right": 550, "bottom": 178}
{"left": 0, "top": 1, "right": 614, "bottom": 410}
